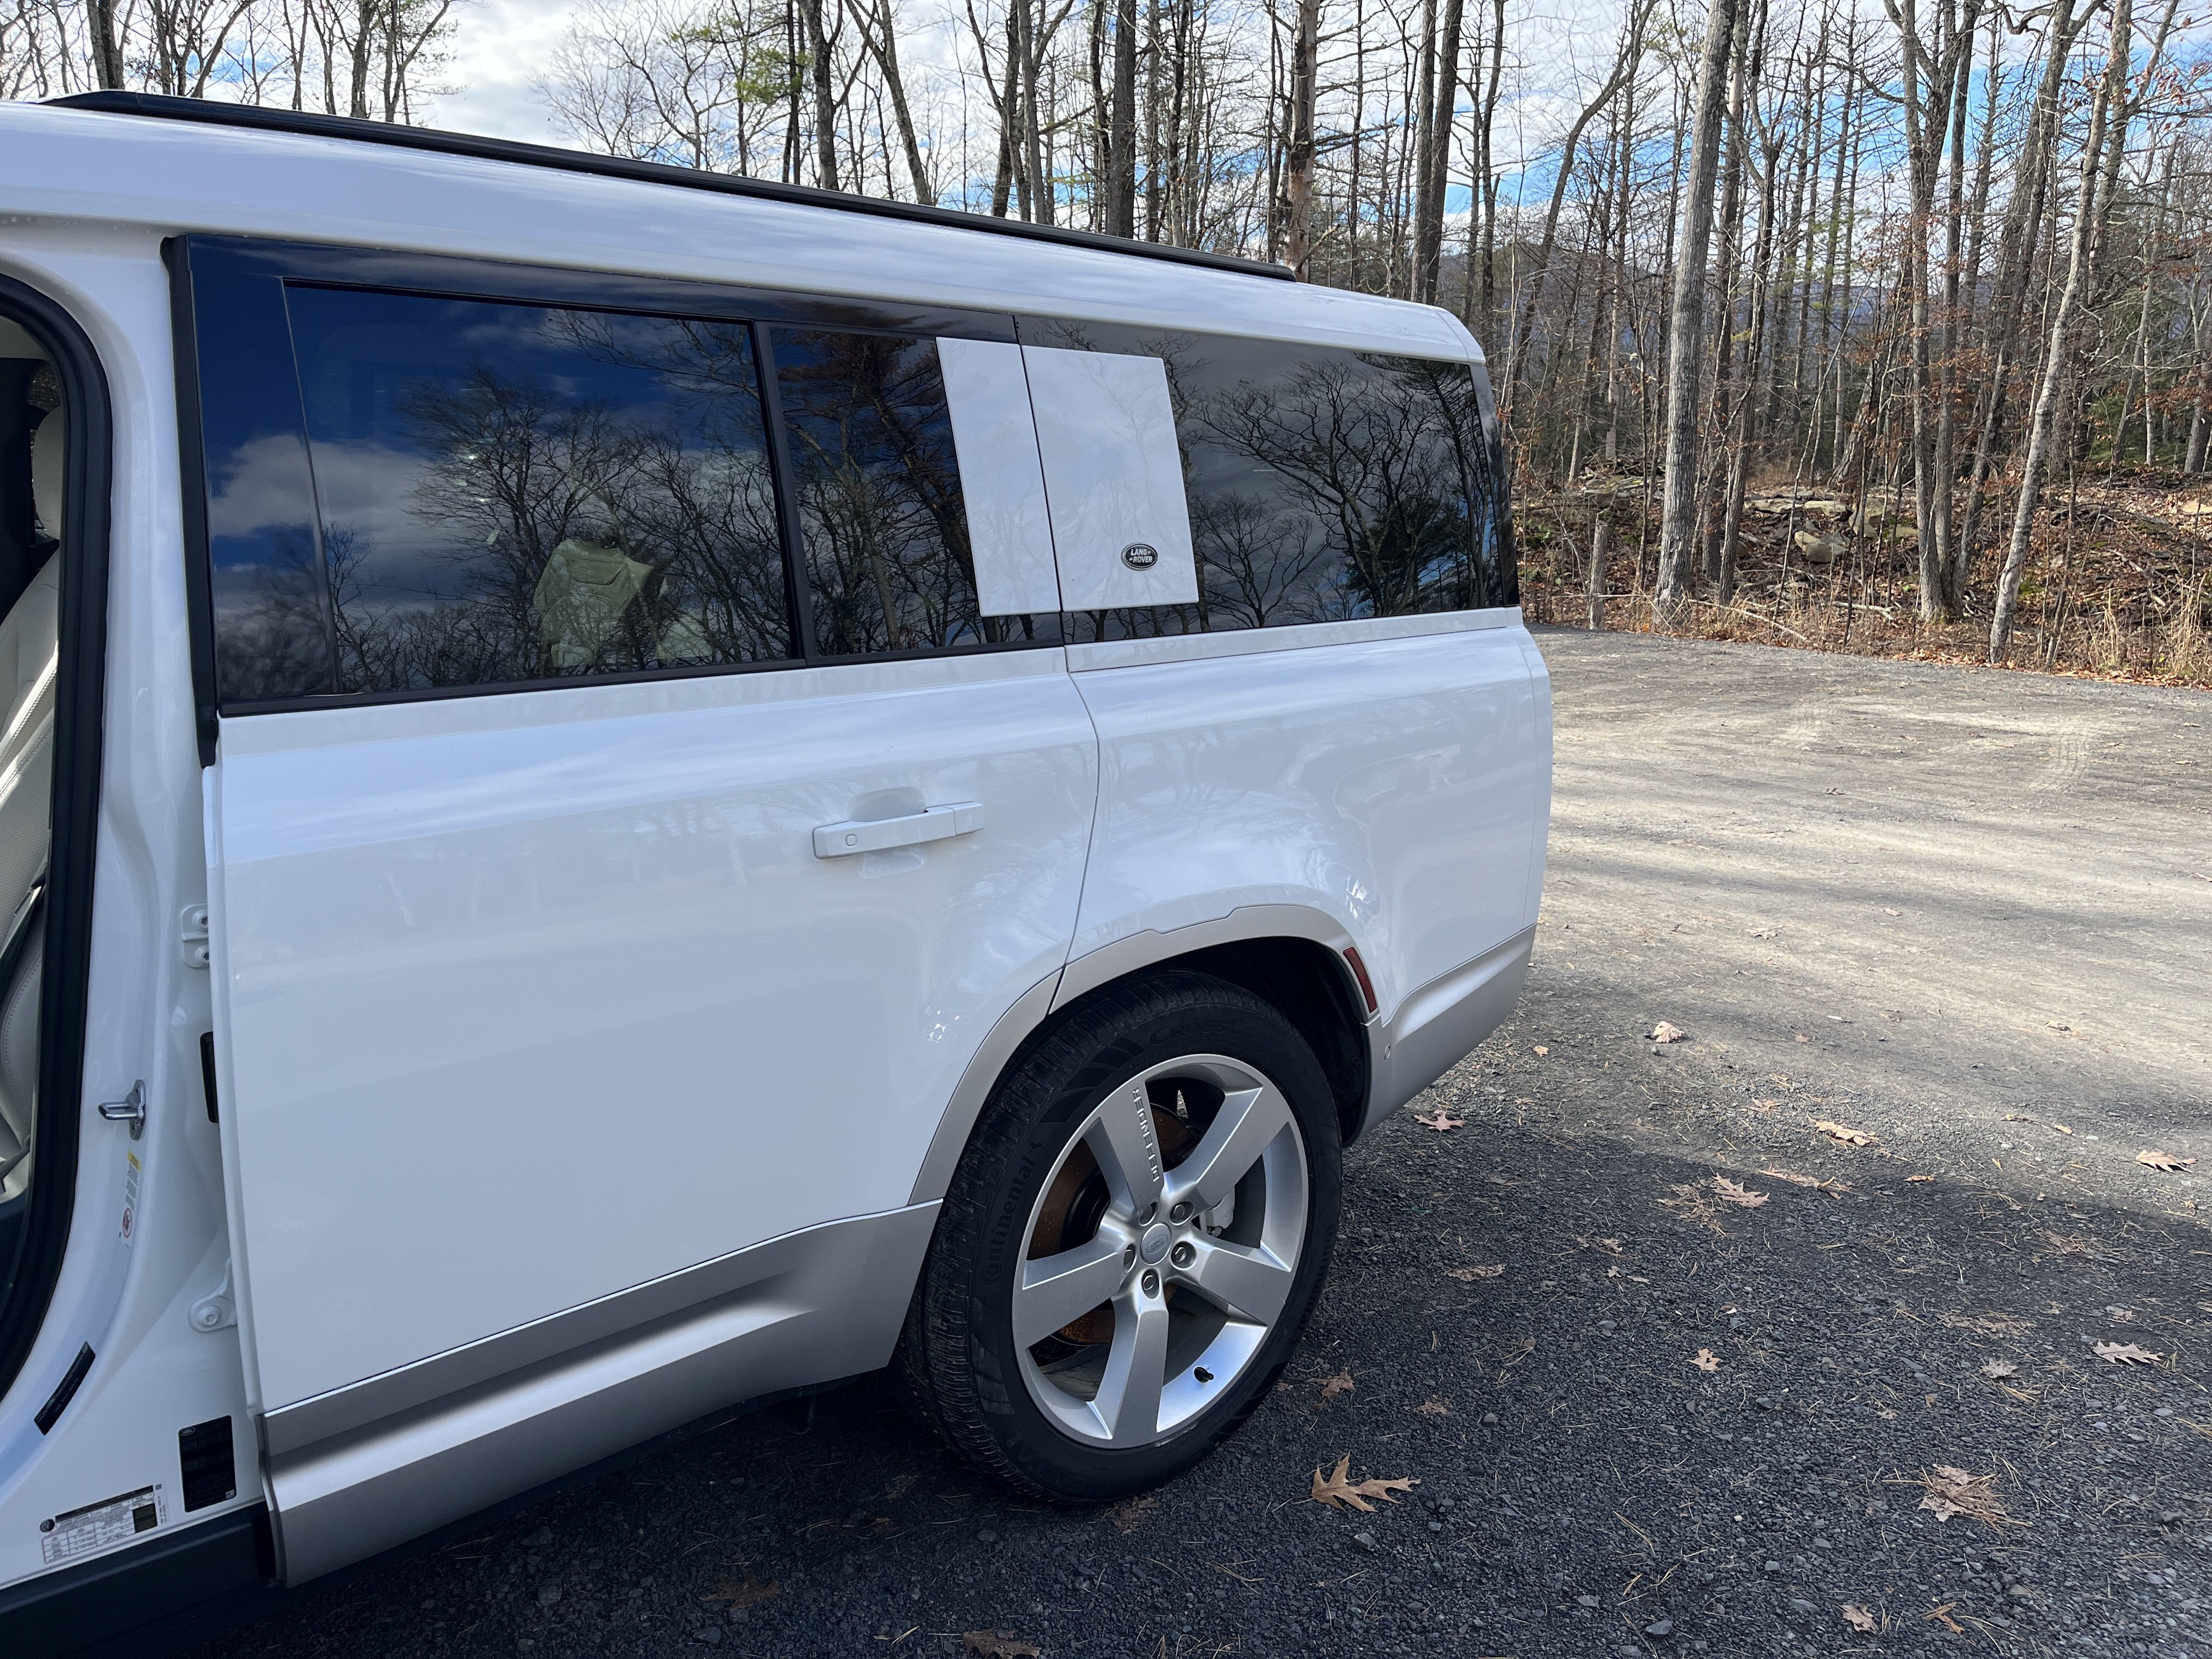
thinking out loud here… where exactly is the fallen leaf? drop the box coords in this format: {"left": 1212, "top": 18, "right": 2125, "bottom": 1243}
{"left": 1692, "top": 1348, "right": 1721, "bottom": 1373}
{"left": 2092, "top": 1342, "right": 2162, "bottom": 1365}
{"left": 1906, "top": 1173, "right": 1936, "bottom": 1183}
{"left": 1413, "top": 1109, "right": 1465, "bottom": 1132}
{"left": 2136, "top": 1150, "right": 2197, "bottom": 1172}
{"left": 1760, "top": 1167, "right": 1852, "bottom": 1195}
{"left": 1105, "top": 1494, "right": 1158, "bottom": 1534}
{"left": 1925, "top": 1601, "right": 1966, "bottom": 1634}
{"left": 1533, "top": 1045, "right": 1550, "bottom": 1057}
{"left": 1939, "top": 1311, "right": 2032, "bottom": 1337}
{"left": 1415, "top": 1395, "right": 1452, "bottom": 1417}
{"left": 1793, "top": 1033, "right": 1809, "bottom": 1043}
{"left": 1712, "top": 1175, "right": 1769, "bottom": 1208}
{"left": 1649, "top": 1022, "right": 1686, "bottom": 1043}
{"left": 963, "top": 1632, "right": 1041, "bottom": 1658}
{"left": 1979, "top": 1359, "right": 2019, "bottom": 1379}
{"left": 1815, "top": 1120, "right": 1877, "bottom": 1146}
{"left": 1310, "top": 1453, "right": 1419, "bottom": 1512}
{"left": 1917, "top": 1466, "right": 2015, "bottom": 1527}
{"left": 1318, "top": 1370, "right": 1356, "bottom": 1401}
{"left": 2106, "top": 1305, "right": 2136, "bottom": 1323}
{"left": 1841, "top": 1603, "right": 1879, "bottom": 1633}
{"left": 1748, "top": 927, "right": 1779, "bottom": 939}
{"left": 703, "top": 1570, "right": 781, "bottom": 1609}
{"left": 1444, "top": 1264, "right": 1505, "bottom": 1281}
{"left": 1660, "top": 1183, "right": 1726, "bottom": 1235}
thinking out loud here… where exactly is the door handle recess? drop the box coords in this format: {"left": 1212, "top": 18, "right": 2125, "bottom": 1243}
{"left": 812, "top": 802, "right": 984, "bottom": 859}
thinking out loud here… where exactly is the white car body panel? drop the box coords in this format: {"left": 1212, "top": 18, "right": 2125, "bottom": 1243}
{"left": 0, "top": 98, "right": 1549, "bottom": 1619}
{"left": 208, "top": 650, "right": 1096, "bottom": 1414}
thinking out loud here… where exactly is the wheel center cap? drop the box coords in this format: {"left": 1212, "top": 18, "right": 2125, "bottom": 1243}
{"left": 1139, "top": 1223, "right": 1172, "bottom": 1264}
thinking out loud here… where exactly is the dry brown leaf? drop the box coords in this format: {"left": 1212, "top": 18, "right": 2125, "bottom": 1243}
{"left": 1318, "top": 1370, "right": 1356, "bottom": 1400}
{"left": 2093, "top": 1342, "right": 2163, "bottom": 1365}
{"left": 1650, "top": 1021, "right": 1686, "bottom": 1043}
{"left": 1712, "top": 1175, "right": 1769, "bottom": 1208}
{"left": 1939, "top": 1311, "right": 2032, "bottom": 1337}
{"left": 963, "top": 1632, "right": 1042, "bottom": 1658}
{"left": 1533, "top": 1045, "right": 1550, "bottom": 1057}
{"left": 1906, "top": 1173, "right": 1936, "bottom": 1183}
{"left": 1415, "top": 1395, "right": 1452, "bottom": 1417}
{"left": 1815, "top": 1120, "right": 1877, "bottom": 1146}
{"left": 703, "top": 1570, "right": 781, "bottom": 1609}
{"left": 1105, "top": 1494, "right": 1158, "bottom": 1534}
{"left": 1761, "top": 1167, "right": 1853, "bottom": 1195}
{"left": 1692, "top": 1348, "right": 1722, "bottom": 1373}
{"left": 2136, "top": 1150, "right": 2198, "bottom": 1172}
{"left": 1917, "top": 1466, "right": 2014, "bottom": 1528}
{"left": 1444, "top": 1263, "right": 1505, "bottom": 1281}
{"left": 1979, "top": 1359, "right": 2019, "bottom": 1379}
{"left": 1310, "top": 1453, "right": 1419, "bottom": 1513}
{"left": 1413, "top": 1109, "right": 1465, "bottom": 1132}
{"left": 1924, "top": 1601, "right": 1966, "bottom": 1634}
{"left": 1841, "top": 1603, "right": 1879, "bottom": 1633}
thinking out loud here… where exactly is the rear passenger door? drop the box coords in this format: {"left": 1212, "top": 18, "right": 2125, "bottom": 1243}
{"left": 180, "top": 245, "right": 1090, "bottom": 1513}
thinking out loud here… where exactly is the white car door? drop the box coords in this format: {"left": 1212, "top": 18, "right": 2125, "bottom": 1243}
{"left": 182, "top": 246, "right": 1088, "bottom": 1575}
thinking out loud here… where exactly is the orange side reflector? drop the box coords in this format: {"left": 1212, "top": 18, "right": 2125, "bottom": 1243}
{"left": 1341, "top": 946, "right": 1378, "bottom": 1014}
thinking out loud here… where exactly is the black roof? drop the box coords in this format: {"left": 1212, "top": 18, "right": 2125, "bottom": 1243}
{"left": 50, "top": 92, "right": 1293, "bottom": 284}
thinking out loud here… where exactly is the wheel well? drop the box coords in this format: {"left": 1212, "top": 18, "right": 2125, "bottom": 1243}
{"left": 1119, "top": 936, "right": 1371, "bottom": 1147}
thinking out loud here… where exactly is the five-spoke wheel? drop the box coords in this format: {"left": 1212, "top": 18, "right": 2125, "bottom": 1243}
{"left": 899, "top": 971, "right": 1342, "bottom": 1502}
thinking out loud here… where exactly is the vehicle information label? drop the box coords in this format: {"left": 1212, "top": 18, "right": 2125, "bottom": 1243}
{"left": 39, "top": 1484, "right": 165, "bottom": 1566}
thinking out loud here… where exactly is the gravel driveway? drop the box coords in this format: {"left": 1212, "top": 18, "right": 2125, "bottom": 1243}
{"left": 184, "top": 630, "right": 2211, "bottom": 1659}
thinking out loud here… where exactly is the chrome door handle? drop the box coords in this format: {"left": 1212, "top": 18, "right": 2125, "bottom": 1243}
{"left": 98, "top": 1080, "right": 146, "bottom": 1139}
{"left": 812, "top": 802, "right": 984, "bottom": 859}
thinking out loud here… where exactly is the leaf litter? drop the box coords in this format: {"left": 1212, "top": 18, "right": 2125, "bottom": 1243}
{"left": 1310, "top": 1454, "right": 1419, "bottom": 1512}
{"left": 2136, "top": 1150, "right": 2197, "bottom": 1172}
{"left": 1649, "top": 1022, "right": 1686, "bottom": 1043}
{"left": 1413, "top": 1108, "right": 1466, "bottom": 1132}
{"left": 2092, "top": 1342, "right": 2163, "bottom": 1365}
{"left": 1711, "top": 1175, "right": 1769, "bottom": 1207}
{"left": 1916, "top": 1466, "right": 2016, "bottom": 1528}
{"left": 963, "top": 1632, "right": 1041, "bottom": 1657}
{"left": 1317, "top": 1370, "right": 1356, "bottom": 1401}
{"left": 1692, "top": 1348, "right": 1722, "bottom": 1373}
{"left": 1814, "top": 1119, "right": 1877, "bottom": 1146}
{"left": 1443, "top": 1263, "right": 1506, "bottom": 1281}
{"left": 1841, "top": 1603, "right": 1881, "bottom": 1633}
{"left": 703, "top": 1569, "right": 780, "bottom": 1609}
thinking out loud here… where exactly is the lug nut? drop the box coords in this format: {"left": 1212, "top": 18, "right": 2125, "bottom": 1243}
{"left": 1141, "top": 1269, "right": 1160, "bottom": 1297}
{"left": 1169, "top": 1201, "right": 1191, "bottom": 1223}
{"left": 1171, "top": 1242, "right": 1195, "bottom": 1268}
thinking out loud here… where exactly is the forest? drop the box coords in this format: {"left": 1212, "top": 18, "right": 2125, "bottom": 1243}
{"left": 6, "top": 0, "right": 2211, "bottom": 682}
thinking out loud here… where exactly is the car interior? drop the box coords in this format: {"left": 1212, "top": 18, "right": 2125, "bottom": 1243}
{"left": 0, "top": 315, "right": 60, "bottom": 1206}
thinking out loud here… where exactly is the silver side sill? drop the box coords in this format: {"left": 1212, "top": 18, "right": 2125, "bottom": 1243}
{"left": 263, "top": 1203, "right": 939, "bottom": 1583}
{"left": 1362, "top": 926, "right": 1534, "bottom": 1133}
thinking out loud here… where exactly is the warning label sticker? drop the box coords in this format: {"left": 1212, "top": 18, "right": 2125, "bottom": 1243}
{"left": 120, "top": 1150, "right": 141, "bottom": 1245}
{"left": 39, "top": 1483, "right": 166, "bottom": 1567}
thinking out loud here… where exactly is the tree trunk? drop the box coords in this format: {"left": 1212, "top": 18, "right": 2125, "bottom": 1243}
{"left": 1653, "top": 0, "right": 1741, "bottom": 625}
{"left": 1279, "top": 0, "right": 1319, "bottom": 280}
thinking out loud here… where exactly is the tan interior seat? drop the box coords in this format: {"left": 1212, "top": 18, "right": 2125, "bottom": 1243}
{"left": 0, "top": 406, "right": 61, "bottom": 1192}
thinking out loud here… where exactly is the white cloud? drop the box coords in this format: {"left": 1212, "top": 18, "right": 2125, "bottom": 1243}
{"left": 426, "top": 0, "right": 586, "bottom": 145}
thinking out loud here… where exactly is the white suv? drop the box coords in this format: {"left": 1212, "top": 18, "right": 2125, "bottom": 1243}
{"left": 0, "top": 92, "right": 1550, "bottom": 1649}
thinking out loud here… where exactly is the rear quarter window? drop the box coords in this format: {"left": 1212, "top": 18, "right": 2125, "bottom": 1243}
{"left": 1019, "top": 319, "right": 1515, "bottom": 641}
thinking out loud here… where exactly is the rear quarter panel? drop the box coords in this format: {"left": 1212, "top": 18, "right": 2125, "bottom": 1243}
{"left": 1066, "top": 614, "right": 1545, "bottom": 1024}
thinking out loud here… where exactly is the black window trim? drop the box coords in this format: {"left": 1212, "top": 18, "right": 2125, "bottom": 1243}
{"left": 0, "top": 273, "right": 112, "bottom": 1413}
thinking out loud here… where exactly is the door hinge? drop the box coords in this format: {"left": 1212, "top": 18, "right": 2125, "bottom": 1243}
{"left": 189, "top": 1261, "right": 236, "bottom": 1334}
{"left": 180, "top": 904, "right": 210, "bottom": 969}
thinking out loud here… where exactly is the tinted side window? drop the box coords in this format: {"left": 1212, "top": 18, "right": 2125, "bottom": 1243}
{"left": 771, "top": 328, "right": 1060, "bottom": 657}
{"left": 285, "top": 288, "right": 795, "bottom": 694}
{"left": 1021, "top": 320, "right": 1515, "bottom": 641}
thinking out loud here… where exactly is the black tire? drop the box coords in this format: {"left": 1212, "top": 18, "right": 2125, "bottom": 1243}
{"left": 898, "top": 969, "right": 1343, "bottom": 1502}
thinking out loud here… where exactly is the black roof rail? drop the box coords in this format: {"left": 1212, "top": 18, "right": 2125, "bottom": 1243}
{"left": 47, "top": 91, "right": 1295, "bottom": 285}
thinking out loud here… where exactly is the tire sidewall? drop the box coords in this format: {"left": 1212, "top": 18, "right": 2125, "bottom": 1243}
{"left": 947, "top": 977, "right": 1343, "bottom": 1501}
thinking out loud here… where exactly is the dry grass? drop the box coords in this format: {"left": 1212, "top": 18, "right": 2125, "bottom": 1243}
{"left": 1517, "top": 471, "right": 2212, "bottom": 689}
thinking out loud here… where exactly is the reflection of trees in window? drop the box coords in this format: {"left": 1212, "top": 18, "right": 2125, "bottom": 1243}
{"left": 319, "top": 314, "right": 792, "bottom": 693}
{"left": 771, "top": 329, "right": 990, "bottom": 656}
{"left": 1194, "top": 353, "right": 1480, "bottom": 620}
{"left": 214, "top": 526, "right": 335, "bottom": 701}
{"left": 1025, "top": 319, "right": 1514, "bottom": 634}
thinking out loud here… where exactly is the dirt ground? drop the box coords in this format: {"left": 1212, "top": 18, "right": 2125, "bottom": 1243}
{"left": 183, "top": 629, "right": 2211, "bottom": 1659}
